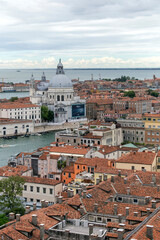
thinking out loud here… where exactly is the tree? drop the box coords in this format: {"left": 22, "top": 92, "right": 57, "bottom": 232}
{"left": 147, "top": 89, "right": 159, "bottom": 97}
{"left": 124, "top": 91, "right": 135, "bottom": 98}
{"left": 0, "top": 214, "right": 8, "bottom": 226}
{"left": 41, "top": 105, "right": 54, "bottom": 122}
{"left": 10, "top": 97, "right": 18, "bottom": 102}
{"left": 0, "top": 176, "right": 25, "bottom": 215}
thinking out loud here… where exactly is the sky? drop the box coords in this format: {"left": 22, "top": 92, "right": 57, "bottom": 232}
{"left": 0, "top": 0, "right": 160, "bottom": 68}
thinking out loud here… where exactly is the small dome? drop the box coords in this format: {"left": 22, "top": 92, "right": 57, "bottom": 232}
{"left": 49, "top": 59, "right": 72, "bottom": 88}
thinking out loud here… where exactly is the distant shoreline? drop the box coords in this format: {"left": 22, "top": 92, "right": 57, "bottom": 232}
{"left": 0, "top": 68, "right": 160, "bottom": 70}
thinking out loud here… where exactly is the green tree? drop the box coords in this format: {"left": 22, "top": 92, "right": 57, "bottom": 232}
{"left": 48, "top": 110, "right": 54, "bottom": 122}
{"left": 0, "top": 214, "right": 8, "bottom": 226}
{"left": 0, "top": 176, "right": 25, "bottom": 215}
{"left": 41, "top": 106, "right": 54, "bottom": 122}
{"left": 124, "top": 91, "right": 135, "bottom": 98}
{"left": 10, "top": 97, "right": 18, "bottom": 102}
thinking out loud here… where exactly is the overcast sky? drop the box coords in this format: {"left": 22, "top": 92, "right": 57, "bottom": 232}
{"left": 0, "top": 0, "right": 160, "bottom": 68}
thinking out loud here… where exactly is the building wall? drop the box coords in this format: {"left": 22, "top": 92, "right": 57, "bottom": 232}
{"left": 23, "top": 182, "right": 63, "bottom": 204}
{"left": 116, "top": 160, "right": 156, "bottom": 172}
{"left": 0, "top": 121, "right": 34, "bottom": 137}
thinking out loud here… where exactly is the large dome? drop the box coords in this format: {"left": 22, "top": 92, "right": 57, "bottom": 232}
{"left": 49, "top": 59, "right": 72, "bottom": 88}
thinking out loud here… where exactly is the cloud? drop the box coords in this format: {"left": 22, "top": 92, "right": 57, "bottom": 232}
{"left": 0, "top": 0, "right": 160, "bottom": 67}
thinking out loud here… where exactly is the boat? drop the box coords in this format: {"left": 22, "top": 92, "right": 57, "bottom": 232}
{"left": 0, "top": 144, "right": 10, "bottom": 148}
{"left": 17, "top": 70, "right": 21, "bottom": 72}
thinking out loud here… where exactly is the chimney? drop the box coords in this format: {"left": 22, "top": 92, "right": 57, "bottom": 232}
{"left": 124, "top": 178, "right": 127, "bottom": 184}
{"left": 9, "top": 212, "right": 15, "bottom": 221}
{"left": 117, "top": 228, "right": 124, "bottom": 240}
{"left": 151, "top": 200, "right": 156, "bottom": 209}
{"left": 33, "top": 202, "right": 36, "bottom": 211}
{"left": 96, "top": 178, "right": 100, "bottom": 185}
{"left": 99, "top": 175, "right": 102, "bottom": 182}
{"left": 103, "top": 173, "right": 108, "bottom": 181}
{"left": 118, "top": 170, "right": 121, "bottom": 177}
{"left": 83, "top": 190, "right": 87, "bottom": 199}
{"left": 94, "top": 203, "right": 98, "bottom": 213}
{"left": 41, "top": 200, "right": 45, "bottom": 208}
{"left": 16, "top": 214, "right": 20, "bottom": 222}
{"left": 151, "top": 181, "right": 154, "bottom": 187}
{"left": 134, "top": 212, "right": 138, "bottom": 217}
{"left": 146, "top": 225, "right": 153, "bottom": 240}
{"left": 78, "top": 188, "right": 82, "bottom": 196}
{"left": 25, "top": 206, "right": 30, "bottom": 214}
{"left": 89, "top": 224, "right": 94, "bottom": 237}
{"left": 111, "top": 176, "right": 114, "bottom": 183}
{"left": 152, "top": 174, "right": 156, "bottom": 185}
{"left": 32, "top": 214, "right": 37, "bottom": 226}
{"left": 126, "top": 207, "right": 129, "bottom": 216}
{"left": 114, "top": 204, "right": 117, "bottom": 215}
{"left": 127, "top": 187, "right": 130, "bottom": 195}
{"left": 40, "top": 223, "right": 45, "bottom": 240}
{"left": 58, "top": 196, "right": 63, "bottom": 204}
{"left": 79, "top": 205, "right": 85, "bottom": 215}
{"left": 70, "top": 189, "right": 74, "bottom": 198}
{"left": 146, "top": 208, "right": 150, "bottom": 216}
{"left": 109, "top": 195, "right": 114, "bottom": 202}
{"left": 145, "top": 196, "right": 150, "bottom": 205}
{"left": 118, "top": 214, "right": 122, "bottom": 223}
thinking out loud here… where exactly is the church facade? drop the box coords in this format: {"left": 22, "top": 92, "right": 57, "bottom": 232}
{"left": 30, "top": 60, "right": 86, "bottom": 123}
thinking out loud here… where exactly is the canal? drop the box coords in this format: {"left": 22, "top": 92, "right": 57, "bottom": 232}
{"left": 0, "top": 132, "right": 56, "bottom": 167}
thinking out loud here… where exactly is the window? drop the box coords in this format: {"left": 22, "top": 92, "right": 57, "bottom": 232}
{"left": 43, "top": 188, "right": 46, "bottom": 194}
{"left": 133, "top": 198, "right": 138, "bottom": 203}
{"left": 148, "top": 118, "right": 151, "bottom": 121}
{"left": 61, "top": 95, "right": 64, "bottom": 101}
{"left": 131, "top": 166, "right": 135, "bottom": 170}
{"left": 30, "top": 198, "right": 33, "bottom": 202}
{"left": 64, "top": 180, "right": 66, "bottom": 183}
{"left": 57, "top": 95, "right": 60, "bottom": 101}
{"left": 50, "top": 189, "right": 53, "bottom": 194}
{"left": 141, "top": 167, "right": 145, "bottom": 171}
{"left": 118, "top": 197, "right": 122, "bottom": 202}
{"left": 152, "top": 132, "right": 155, "bottom": 135}
{"left": 24, "top": 185, "right": 27, "bottom": 191}
{"left": 63, "top": 172, "right": 66, "bottom": 176}
{"left": 77, "top": 165, "right": 79, "bottom": 169}
{"left": 148, "top": 138, "right": 150, "bottom": 141}
{"left": 37, "top": 199, "right": 40, "bottom": 203}
{"left": 30, "top": 186, "right": 33, "bottom": 192}
{"left": 157, "top": 138, "right": 159, "bottom": 142}
{"left": 97, "top": 217, "right": 102, "bottom": 222}
{"left": 83, "top": 166, "right": 85, "bottom": 170}
{"left": 37, "top": 187, "right": 40, "bottom": 193}
{"left": 24, "top": 198, "right": 27, "bottom": 202}
{"left": 152, "top": 138, "right": 155, "bottom": 142}
{"left": 157, "top": 132, "right": 159, "bottom": 136}
{"left": 68, "top": 173, "right": 71, "bottom": 178}
{"left": 153, "top": 119, "right": 156, "bottom": 121}
{"left": 74, "top": 139, "right": 76, "bottom": 143}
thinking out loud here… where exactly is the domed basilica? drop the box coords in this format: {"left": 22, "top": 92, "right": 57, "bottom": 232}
{"left": 30, "top": 59, "right": 86, "bottom": 123}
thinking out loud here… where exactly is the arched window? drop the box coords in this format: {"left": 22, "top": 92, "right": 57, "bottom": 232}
{"left": 57, "top": 95, "right": 60, "bottom": 101}
{"left": 61, "top": 95, "right": 64, "bottom": 101}
{"left": 3, "top": 127, "right": 6, "bottom": 130}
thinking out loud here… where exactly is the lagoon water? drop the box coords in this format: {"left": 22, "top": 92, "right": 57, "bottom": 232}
{"left": 0, "top": 68, "right": 160, "bottom": 166}
{"left": 0, "top": 132, "right": 56, "bottom": 167}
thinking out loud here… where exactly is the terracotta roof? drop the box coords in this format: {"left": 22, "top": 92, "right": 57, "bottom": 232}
{"left": 23, "top": 176, "right": 61, "bottom": 186}
{"left": 116, "top": 152, "right": 156, "bottom": 165}
{"left": 50, "top": 146, "right": 90, "bottom": 155}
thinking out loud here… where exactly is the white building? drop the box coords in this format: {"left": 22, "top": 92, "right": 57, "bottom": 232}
{"left": 0, "top": 102, "right": 41, "bottom": 122}
{"left": 30, "top": 59, "right": 86, "bottom": 123}
{"left": 23, "top": 176, "right": 63, "bottom": 204}
{"left": 0, "top": 118, "right": 34, "bottom": 137}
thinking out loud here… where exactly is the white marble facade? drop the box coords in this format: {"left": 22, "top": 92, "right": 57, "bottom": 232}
{"left": 30, "top": 60, "right": 86, "bottom": 123}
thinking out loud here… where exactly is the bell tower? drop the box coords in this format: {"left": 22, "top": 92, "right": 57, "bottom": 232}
{"left": 56, "top": 59, "right": 65, "bottom": 75}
